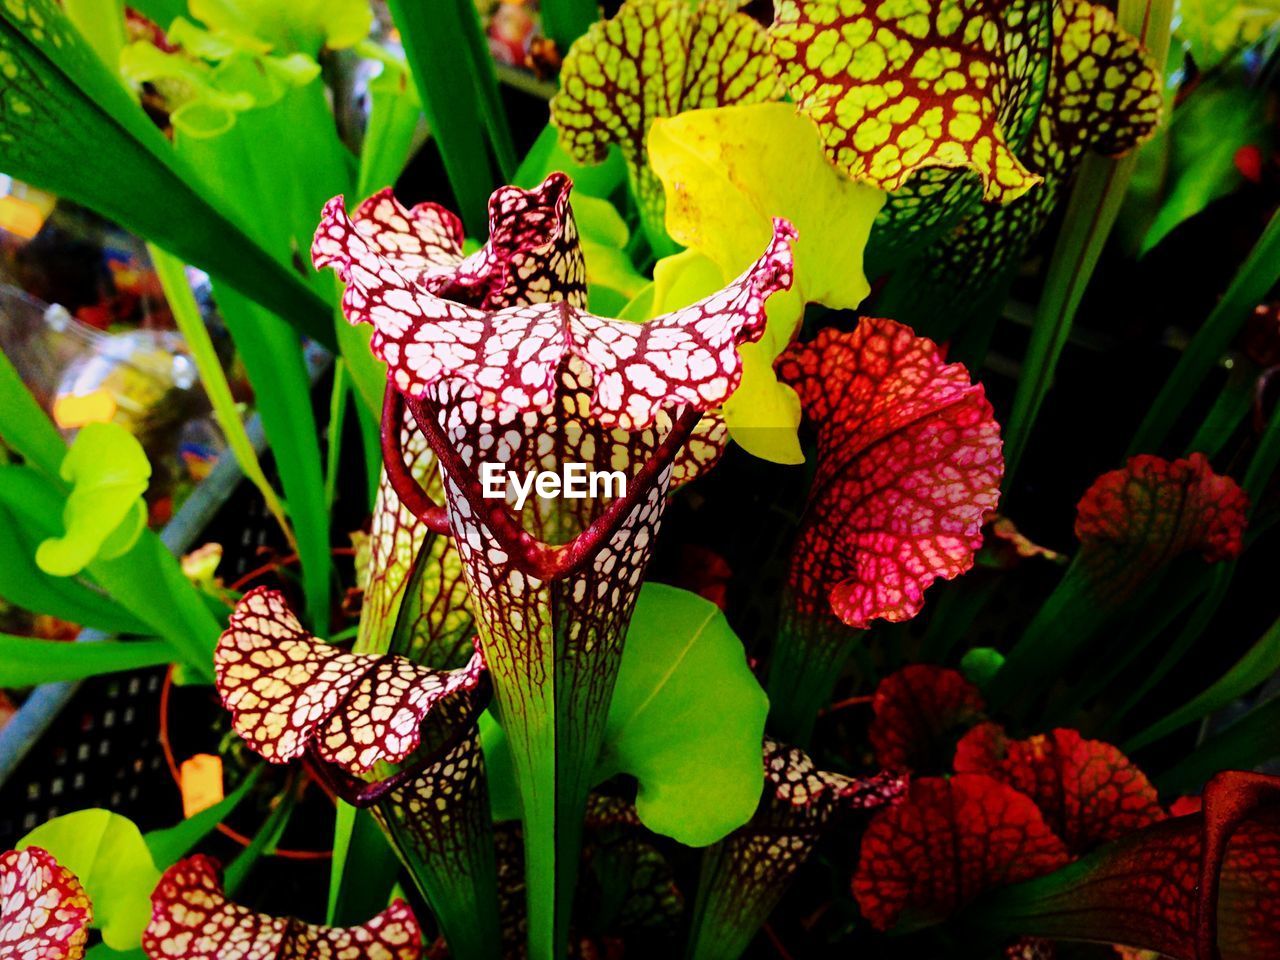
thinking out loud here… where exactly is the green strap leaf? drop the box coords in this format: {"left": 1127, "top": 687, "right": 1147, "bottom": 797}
{"left": 144, "top": 767, "right": 262, "bottom": 868}
{"left": 0, "top": 345, "right": 67, "bottom": 479}
{"left": 149, "top": 245, "right": 294, "bottom": 550}
{"left": 212, "top": 283, "right": 330, "bottom": 634}
{"left": 383, "top": 0, "right": 507, "bottom": 233}
{"left": 0, "top": 635, "right": 174, "bottom": 686}
{"left": 0, "top": 0, "right": 335, "bottom": 348}
{"left": 1130, "top": 199, "right": 1280, "bottom": 454}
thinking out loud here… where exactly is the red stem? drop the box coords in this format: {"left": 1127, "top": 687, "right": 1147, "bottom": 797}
{"left": 381, "top": 386, "right": 451, "bottom": 535}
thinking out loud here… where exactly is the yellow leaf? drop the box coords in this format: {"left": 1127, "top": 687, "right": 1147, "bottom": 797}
{"left": 648, "top": 102, "right": 884, "bottom": 463}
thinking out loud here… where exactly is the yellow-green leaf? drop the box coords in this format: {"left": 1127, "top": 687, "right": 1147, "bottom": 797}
{"left": 648, "top": 102, "right": 884, "bottom": 464}
{"left": 36, "top": 422, "right": 150, "bottom": 577}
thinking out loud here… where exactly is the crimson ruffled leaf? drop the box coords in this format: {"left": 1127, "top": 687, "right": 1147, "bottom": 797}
{"left": 954, "top": 724, "right": 1165, "bottom": 854}
{"left": 143, "top": 855, "right": 422, "bottom": 960}
{"left": 0, "top": 847, "right": 92, "bottom": 960}
{"left": 215, "top": 587, "right": 484, "bottom": 774}
{"left": 1075, "top": 454, "right": 1248, "bottom": 604}
{"left": 778, "top": 320, "right": 1004, "bottom": 630}
{"left": 853, "top": 773, "right": 1071, "bottom": 932}
{"left": 973, "top": 771, "right": 1280, "bottom": 960}
{"left": 868, "top": 664, "right": 988, "bottom": 772}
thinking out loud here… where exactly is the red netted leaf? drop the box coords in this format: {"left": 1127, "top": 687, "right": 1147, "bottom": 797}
{"left": 853, "top": 774, "right": 1071, "bottom": 932}
{"left": 1075, "top": 454, "right": 1248, "bottom": 603}
{"left": 778, "top": 320, "right": 1003, "bottom": 629}
{"left": 954, "top": 724, "right": 1165, "bottom": 854}
{"left": 770, "top": 0, "right": 1044, "bottom": 202}
{"left": 143, "top": 855, "right": 422, "bottom": 960}
{"left": 0, "top": 847, "right": 91, "bottom": 960}
{"left": 868, "top": 664, "right": 987, "bottom": 772}
{"left": 975, "top": 771, "right": 1280, "bottom": 960}
{"left": 215, "top": 587, "right": 484, "bottom": 774}
{"left": 315, "top": 176, "right": 796, "bottom": 430}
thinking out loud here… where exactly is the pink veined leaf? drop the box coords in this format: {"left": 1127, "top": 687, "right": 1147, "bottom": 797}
{"left": 314, "top": 177, "right": 796, "bottom": 431}
{"left": 1074, "top": 453, "right": 1248, "bottom": 604}
{"left": 214, "top": 587, "right": 484, "bottom": 775}
{"left": 953, "top": 724, "right": 1166, "bottom": 855}
{"left": 0, "top": 847, "right": 92, "bottom": 960}
{"left": 777, "top": 319, "right": 1004, "bottom": 630}
{"left": 143, "top": 855, "right": 422, "bottom": 960}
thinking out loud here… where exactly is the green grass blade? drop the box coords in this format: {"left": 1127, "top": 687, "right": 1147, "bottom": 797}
{"left": 224, "top": 783, "right": 297, "bottom": 896}
{"left": 1003, "top": 0, "right": 1175, "bottom": 481}
{"left": 1127, "top": 612, "right": 1280, "bottom": 753}
{"left": 384, "top": 0, "right": 501, "bottom": 233}
{"left": 213, "top": 284, "right": 330, "bottom": 634}
{"left": 1156, "top": 695, "right": 1280, "bottom": 795}
{"left": 149, "top": 245, "right": 295, "bottom": 551}
{"left": 0, "top": 348, "right": 67, "bottom": 479}
{"left": 326, "top": 802, "right": 399, "bottom": 926}
{"left": 325, "top": 360, "right": 350, "bottom": 512}
{"left": 0, "top": 635, "right": 174, "bottom": 686}
{"left": 1129, "top": 206, "right": 1280, "bottom": 454}
{"left": 1186, "top": 367, "right": 1254, "bottom": 456}
{"left": 144, "top": 767, "right": 263, "bottom": 869}
{"left": 0, "top": 1, "right": 336, "bottom": 348}
{"left": 453, "top": 0, "right": 516, "bottom": 180}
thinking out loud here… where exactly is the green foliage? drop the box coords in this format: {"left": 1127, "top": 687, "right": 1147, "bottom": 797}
{"left": 486, "top": 583, "right": 769, "bottom": 847}
{"left": 0, "top": 0, "right": 335, "bottom": 347}
{"left": 19, "top": 810, "right": 162, "bottom": 950}
{"left": 35, "top": 423, "right": 150, "bottom": 577}
{"left": 384, "top": 0, "right": 511, "bottom": 233}
{"left": 144, "top": 768, "right": 262, "bottom": 868}
{"left": 0, "top": 636, "right": 174, "bottom": 686}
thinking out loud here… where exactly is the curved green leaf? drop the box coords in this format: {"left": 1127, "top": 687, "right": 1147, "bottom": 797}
{"left": 482, "top": 583, "right": 769, "bottom": 847}
{"left": 36, "top": 423, "right": 150, "bottom": 577}
{"left": 19, "top": 809, "right": 162, "bottom": 951}
{"left": 0, "top": 635, "right": 174, "bottom": 686}
{"left": 599, "top": 583, "right": 769, "bottom": 846}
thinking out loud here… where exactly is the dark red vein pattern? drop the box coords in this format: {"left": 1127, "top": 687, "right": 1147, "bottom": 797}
{"left": 0, "top": 847, "right": 91, "bottom": 960}
{"left": 143, "top": 855, "right": 421, "bottom": 960}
